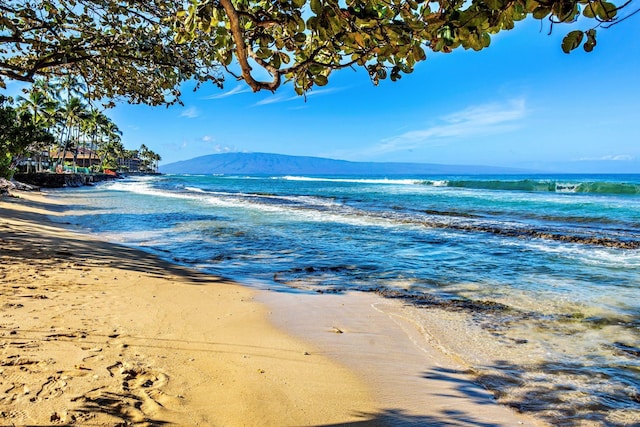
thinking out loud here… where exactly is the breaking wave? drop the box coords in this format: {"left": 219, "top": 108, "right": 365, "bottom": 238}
{"left": 420, "top": 179, "right": 640, "bottom": 195}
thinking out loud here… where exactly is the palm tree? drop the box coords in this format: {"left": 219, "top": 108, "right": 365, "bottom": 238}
{"left": 98, "top": 120, "right": 123, "bottom": 171}
{"left": 81, "top": 108, "right": 111, "bottom": 171}
{"left": 47, "top": 75, "right": 88, "bottom": 172}
{"left": 153, "top": 152, "right": 161, "bottom": 173}
{"left": 137, "top": 144, "right": 161, "bottom": 173}
{"left": 16, "top": 86, "right": 58, "bottom": 171}
{"left": 17, "top": 91, "right": 51, "bottom": 127}
{"left": 15, "top": 75, "right": 133, "bottom": 176}
{"left": 57, "top": 96, "right": 89, "bottom": 171}
{"left": 50, "top": 74, "right": 87, "bottom": 103}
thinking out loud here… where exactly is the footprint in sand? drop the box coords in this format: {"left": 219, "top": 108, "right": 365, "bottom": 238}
{"left": 0, "top": 370, "right": 29, "bottom": 405}
{"left": 69, "top": 362, "right": 176, "bottom": 424}
{"left": 107, "top": 361, "right": 176, "bottom": 407}
{"left": 121, "top": 365, "right": 174, "bottom": 408}
{"left": 34, "top": 375, "right": 68, "bottom": 400}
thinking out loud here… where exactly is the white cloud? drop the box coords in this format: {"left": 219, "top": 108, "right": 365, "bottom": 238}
{"left": 253, "top": 87, "right": 343, "bottom": 106}
{"left": 213, "top": 144, "right": 236, "bottom": 153}
{"left": 203, "top": 86, "right": 251, "bottom": 99}
{"left": 305, "top": 87, "right": 341, "bottom": 98}
{"left": 254, "top": 95, "right": 292, "bottom": 106}
{"left": 179, "top": 106, "right": 200, "bottom": 118}
{"left": 198, "top": 136, "right": 237, "bottom": 153}
{"left": 577, "top": 154, "right": 635, "bottom": 161}
{"left": 370, "top": 98, "right": 527, "bottom": 155}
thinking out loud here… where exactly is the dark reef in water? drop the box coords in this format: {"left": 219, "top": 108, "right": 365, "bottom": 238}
{"left": 409, "top": 216, "right": 636, "bottom": 248}
{"left": 442, "top": 222, "right": 640, "bottom": 249}
{"left": 369, "top": 286, "right": 513, "bottom": 312}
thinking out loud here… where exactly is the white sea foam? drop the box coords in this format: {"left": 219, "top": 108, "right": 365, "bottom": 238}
{"left": 106, "top": 180, "right": 348, "bottom": 222}
{"left": 199, "top": 195, "right": 400, "bottom": 229}
{"left": 273, "top": 194, "right": 342, "bottom": 208}
{"left": 281, "top": 176, "right": 422, "bottom": 185}
{"left": 555, "top": 182, "right": 581, "bottom": 193}
{"left": 184, "top": 186, "right": 207, "bottom": 193}
{"left": 504, "top": 239, "right": 640, "bottom": 268}
{"left": 106, "top": 180, "right": 153, "bottom": 193}
{"left": 96, "top": 229, "right": 167, "bottom": 244}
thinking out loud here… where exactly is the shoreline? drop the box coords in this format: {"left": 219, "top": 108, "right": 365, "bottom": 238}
{"left": 261, "top": 291, "right": 546, "bottom": 426}
{"left": 1, "top": 190, "right": 543, "bottom": 426}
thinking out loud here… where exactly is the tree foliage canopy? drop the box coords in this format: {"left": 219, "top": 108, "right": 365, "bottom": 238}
{"left": 0, "top": 77, "right": 143, "bottom": 178}
{"left": 173, "top": 0, "right": 635, "bottom": 94}
{"left": 1, "top": 0, "right": 636, "bottom": 103}
{"left": 0, "top": 94, "right": 53, "bottom": 177}
{"left": 0, "top": 0, "right": 223, "bottom": 105}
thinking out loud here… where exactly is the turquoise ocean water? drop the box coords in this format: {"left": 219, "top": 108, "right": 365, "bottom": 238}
{"left": 51, "top": 174, "right": 640, "bottom": 425}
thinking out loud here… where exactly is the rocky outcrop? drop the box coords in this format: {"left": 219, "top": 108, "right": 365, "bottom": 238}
{"left": 13, "top": 173, "right": 117, "bottom": 188}
{"left": 0, "top": 178, "right": 39, "bottom": 196}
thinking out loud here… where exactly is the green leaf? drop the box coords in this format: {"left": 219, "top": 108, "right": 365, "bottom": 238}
{"left": 583, "top": 3, "right": 596, "bottom": 18}
{"left": 279, "top": 51, "right": 291, "bottom": 64}
{"left": 598, "top": 1, "right": 618, "bottom": 20}
{"left": 412, "top": 45, "right": 426, "bottom": 61}
{"left": 532, "top": 6, "right": 551, "bottom": 19}
{"left": 272, "top": 54, "right": 281, "bottom": 68}
{"left": 292, "top": 0, "right": 306, "bottom": 8}
{"left": 484, "top": 0, "right": 504, "bottom": 10}
{"left": 481, "top": 33, "right": 491, "bottom": 48}
{"left": 584, "top": 28, "right": 597, "bottom": 52}
{"left": 329, "top": 15, "right": 342, "bottom": 33}
{"left": 310, "top": 0, "right": 322, "bottom": 14}
{"left": 315, "top": 74, "right": 328, "bottom": 86}
{"left": 561, "top": 30, "right": 584, "bottom": 54}
{"left": 222, "top": 51, "right": 233, "bottom": 65}
{"left": 306, "top": 16, "right": 318, "bottom": 30}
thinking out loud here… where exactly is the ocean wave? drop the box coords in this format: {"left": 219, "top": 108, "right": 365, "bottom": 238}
{"left": 506, "top": 240, "right": 640, "bottom": 269}
{"left": 105, "top": 176, "right": 640, "bottom": 249}
{"left": 106, "top": 179, "right": 154, "bottom": 193}
{"left": 419, "top": 179, "right": 640, "bottom": 195}
{"left": 184, "top": 186, "right": 207, "bottom": 193}
{"left": 180, "top": 185, "right": 343, "bottom": 209}
{"left": 274, "top": 175, "right": 640, "bottom": 197}
{"left": 281, "top": 176, "right": 422, "bottom": 185}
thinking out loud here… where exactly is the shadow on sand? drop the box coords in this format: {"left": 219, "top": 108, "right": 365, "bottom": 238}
{"left": 0, "top": 196, "right": 219, "bottom": 285}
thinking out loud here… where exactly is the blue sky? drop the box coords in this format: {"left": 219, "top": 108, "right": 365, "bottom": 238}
{"left": 39, "top": 15, "right": 640, "bottom": 171}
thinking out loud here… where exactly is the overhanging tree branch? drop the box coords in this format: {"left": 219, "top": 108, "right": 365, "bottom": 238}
{"left": 0, "top": 0, "right": 223, "bottom": 105}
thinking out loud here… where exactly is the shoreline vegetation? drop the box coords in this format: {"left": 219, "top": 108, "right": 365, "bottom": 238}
{"left": 1, "top": 86, "right": 161, "bottom": 184}
{"left": 0, "top": 189, "right": 544, "bottom": 426}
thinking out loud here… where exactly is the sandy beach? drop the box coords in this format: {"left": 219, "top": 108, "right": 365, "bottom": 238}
{"left": 1, "top": 190, "right": 544, "bottom": 426}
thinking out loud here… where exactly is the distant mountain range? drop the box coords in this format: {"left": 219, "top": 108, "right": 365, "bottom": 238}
{"left": 160, "top": 152, "right": 529, "bottom": 175}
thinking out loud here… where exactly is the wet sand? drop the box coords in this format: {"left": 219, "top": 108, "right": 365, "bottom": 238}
{"left": 263, "top": 291, "right": 545, "bottom": 426}
{"left": 1, "top": 190, "right": 544, "bottom": 426}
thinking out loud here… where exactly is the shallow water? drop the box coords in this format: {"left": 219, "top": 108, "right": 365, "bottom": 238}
{"left": 50, "top": 174, "right": 640, "bottom": 425}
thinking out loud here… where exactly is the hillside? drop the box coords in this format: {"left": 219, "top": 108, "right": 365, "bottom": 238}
{"left": 159, "top": 153, "right": 526, "bottom": 175}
